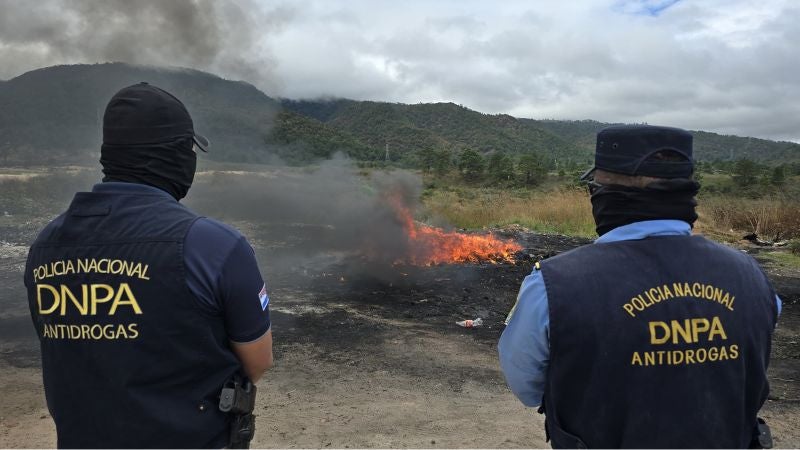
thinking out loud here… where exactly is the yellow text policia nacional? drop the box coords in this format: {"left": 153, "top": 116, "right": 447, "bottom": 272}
{"left": 32, "top": 258, "right": 148, "bottom": 342}
{"left": 623, "top": 282, "right": 735, "bottom": 318}
{"left": 32, "top": 258, "right": 150, "bottom": 282}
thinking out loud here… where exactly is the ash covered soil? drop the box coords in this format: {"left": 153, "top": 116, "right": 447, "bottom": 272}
{"left": 1, "top": 221, "right": 799, "bottom": 447}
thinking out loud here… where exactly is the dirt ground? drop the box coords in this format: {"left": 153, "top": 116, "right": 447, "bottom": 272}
{"left": 1, "top": 222, "right": 798, "bottom": 448}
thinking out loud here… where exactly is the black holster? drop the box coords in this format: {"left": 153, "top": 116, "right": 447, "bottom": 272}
{"left": 219, "top": 375, "right": 257, "bottom": 449}
{"left": 749, "top": 418, "right": 773, "bottom": 449}
{"left": 539, "top": 400, "right": 589, "bottom": 449}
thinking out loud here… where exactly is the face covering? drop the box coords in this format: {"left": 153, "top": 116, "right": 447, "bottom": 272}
{"left": 100, "top": 137, "right": 197, "bottom": 200}
{"left": 590, "top": 178, "right": 700, "bottom": 237}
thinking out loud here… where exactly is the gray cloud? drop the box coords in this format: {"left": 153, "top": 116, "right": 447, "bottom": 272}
{"left": 0, "top": 0, "right": 285, "bottom": 93}
{"left": 265, "top": 0, "right": 800, "bottom": 142}
{"left": 1, "top": 0, "right": 798, "bottom": 142}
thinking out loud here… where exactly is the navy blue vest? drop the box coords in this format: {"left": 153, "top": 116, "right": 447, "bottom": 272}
{"left": 25, "top": 189, "right": 240, "bottom": 448}
{"left": 539, "top": 235, "right": 777, "bottom": 448}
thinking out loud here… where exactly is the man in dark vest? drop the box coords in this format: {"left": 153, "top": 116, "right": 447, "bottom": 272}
{"left": 498, "top": 125, "right": 781, "bottom": 448}
{"left": 24, "top": 82, "right": 273, "bottom": 448}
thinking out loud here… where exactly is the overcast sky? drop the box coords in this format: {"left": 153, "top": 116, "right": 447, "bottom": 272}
{"left": 1, "top": 0, "right": 798, "bottom": 142}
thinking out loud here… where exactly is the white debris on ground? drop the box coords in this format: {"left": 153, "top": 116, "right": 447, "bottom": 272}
{"left": 0, "top": 241, "right": 28, "bottom": 259}
{"left": 271, "top": 303, "right": 331, "bottom": 316}
{"left": 0, "top": 241, "right": 29, "bottom": 277}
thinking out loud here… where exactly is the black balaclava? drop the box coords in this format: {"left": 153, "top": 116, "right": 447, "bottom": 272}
{"left": 101, "top": 138, "right": 196, "bottom": 200}
{"left": 591, "top": 178, "right": 700, "bottom": 237}
{"left": 100, "top": 82, "right": 208, "bottom": 201}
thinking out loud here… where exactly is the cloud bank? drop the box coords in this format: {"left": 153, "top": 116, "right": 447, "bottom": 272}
{"left": 1, "top": 0, "right": 798, "bottom": 142}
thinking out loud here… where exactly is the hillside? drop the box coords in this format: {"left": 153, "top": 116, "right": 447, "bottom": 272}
{"left": 527, "top": 119, "right": 800, "bottom": 163}
{"left": 0, "top": 63, "right": 362, "bottom": 165}
{"left": 0, "top": 64, "right": 265, "bottom": 163}
{"left": 1, "top": 63, "right": 798, "bottom": 166}
{"left": 266, "top": 111, "right": 379, "bottom": 163}
{"left": 284, "top": 100, "right": 800, "bottom": 165}
{"left": 282, "top": 99, "right": 592, "bottom": 166}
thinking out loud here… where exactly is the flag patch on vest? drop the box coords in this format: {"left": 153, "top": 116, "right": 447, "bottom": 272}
{"left": 259, "top": 284, "right": 269, "bottom": 310}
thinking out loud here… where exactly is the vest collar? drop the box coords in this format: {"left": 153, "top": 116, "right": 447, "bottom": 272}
{"left": 92, "top": 181, "right": 174, "bottom": 199}
{"left": 595, "top": 219, "right": 691, "bottom": 244}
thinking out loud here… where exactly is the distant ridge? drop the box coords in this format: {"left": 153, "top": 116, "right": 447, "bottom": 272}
{"left": 0, "top": 63, "right": 282, "bottom": 164}
{"left": 1, "top": 63, "right": 797, "bottom": 166}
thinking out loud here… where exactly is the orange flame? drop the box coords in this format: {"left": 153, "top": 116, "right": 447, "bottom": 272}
{"left": 388, "top": 194, "right": 522, "bottom": 266}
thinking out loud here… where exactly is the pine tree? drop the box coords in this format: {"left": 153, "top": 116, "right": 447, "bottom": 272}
{"left": 518, "top": 152, "right": 547, "bottom": 186}
{"left": 458, "top": 148, "right": 485, "bottom": 180}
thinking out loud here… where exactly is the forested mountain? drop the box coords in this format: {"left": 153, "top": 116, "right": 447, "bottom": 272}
{"left": 526, "top": 119, "right": 800, "bottom": 163}
{"left": 1, "top": 63, "right": 798, "bottom": 166}
{"left": 0, "top": 63, "right": 283, "bottom": 164}
{"left": 281, "top": 100, "right": 590, "bottom": 166}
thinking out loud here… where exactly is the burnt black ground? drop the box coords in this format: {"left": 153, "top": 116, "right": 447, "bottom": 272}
{"left": 2, "top": 222, "right": 798, "bottom": 442}
{"left": 262, "top": 230, "right": 589, "bottom": 344}
{"left": 253, "top": 227, "right": 800, "bottom": 415}
{"left": 253, "top": 228, "right": 798, "bottom": 410}
{"left": 252, "top": 231, "right": 588, "bottom": 393}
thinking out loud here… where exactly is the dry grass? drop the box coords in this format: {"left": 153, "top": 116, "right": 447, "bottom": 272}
{"left": 423, "top": 187, "right": 800, "bottom": 243}
{"left": 423, "top": 187, "right": 596, "bottom": 237}
{"left": 698, "top": 195, "right": 800, "bottom": 241}
{"left": 0, "top": 170, "right": 95, "bottom": 216}
{"left": 5, "top": 166, "right": 798, "bottom": 246}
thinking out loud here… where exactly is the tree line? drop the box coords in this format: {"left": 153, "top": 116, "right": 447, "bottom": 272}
{"left": 410, "top": 147, "right": 580, "bottom": 187}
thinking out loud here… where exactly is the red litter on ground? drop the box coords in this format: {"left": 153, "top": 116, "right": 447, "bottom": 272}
{"left": 456, "top": 318, "right": 484, "bottom": 328}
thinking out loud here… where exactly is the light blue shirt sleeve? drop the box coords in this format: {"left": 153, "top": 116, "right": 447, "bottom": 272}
{"left": 498, "top": 269, "right": 550, "bottom": 407}
{"left": 498, "top": 219, "right": 781, "bottom": 407}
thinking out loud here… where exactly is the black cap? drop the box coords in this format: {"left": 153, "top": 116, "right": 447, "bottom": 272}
{"left": 580, "top": 125, "right": 693, "bottom": 181}
{"left": 102, "top": 82, "right": 209, "bottom": 152}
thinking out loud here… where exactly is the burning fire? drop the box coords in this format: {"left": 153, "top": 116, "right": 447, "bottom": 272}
{"left": 388, "top": 194, "right": 522, "bottom": 266}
